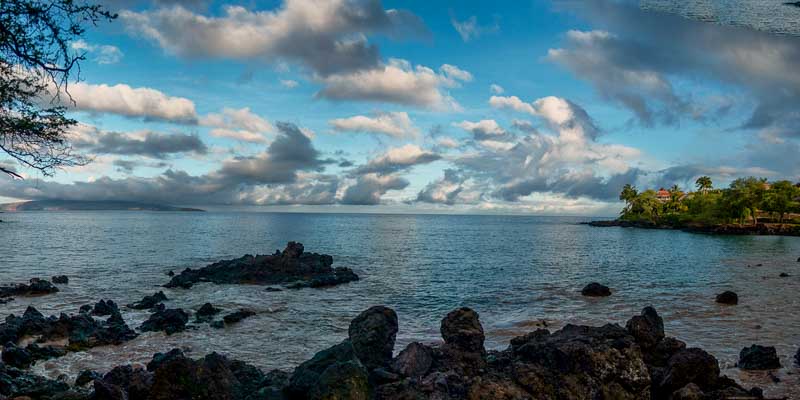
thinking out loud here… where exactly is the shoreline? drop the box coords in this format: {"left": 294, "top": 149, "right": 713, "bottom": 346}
{"left": 583, "top": 220, "right": 800, "bottom": 237}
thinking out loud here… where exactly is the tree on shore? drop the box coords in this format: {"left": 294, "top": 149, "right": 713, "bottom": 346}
{"left": 764, "top": 180, "right": 800, "bottom": 223}
{"left": 729, "top": 177, "right": 767, "bottom": 225}
{"left": 0, "top": 0, "right": 115, "bottom": 178}
{"left": 695, "top": 176, "right": 713, "bottom": 193}
{"left": 619, "top": 184, "right": 638, "bottom": 213}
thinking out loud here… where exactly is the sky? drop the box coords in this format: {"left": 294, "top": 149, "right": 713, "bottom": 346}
{"left": 1, "top": 0, "right": 798, "bottom": 216}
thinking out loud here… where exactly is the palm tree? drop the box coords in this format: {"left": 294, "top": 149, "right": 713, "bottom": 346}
{"left": 619, "top": 184, "right": 638, "bottom": 213}
{"left": 695, "top": 176, "right": 713, "bottom": 193}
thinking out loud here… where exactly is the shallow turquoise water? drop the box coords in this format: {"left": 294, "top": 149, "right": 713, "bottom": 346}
{"left": 1, "top": 212, "right": 799, "bottom": 395}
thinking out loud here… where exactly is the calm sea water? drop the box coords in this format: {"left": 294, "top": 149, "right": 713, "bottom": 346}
{"left": 641, "top": 0, "right": 800, "bottom": 36}
{"left": 1, "top": 212, "right": 799, "bottom": 396}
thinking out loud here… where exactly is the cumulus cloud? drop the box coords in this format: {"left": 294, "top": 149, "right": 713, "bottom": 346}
{"left": 63, "top": 82, "right": 197, "bottom": 123}
{"left": 454, "top": 119, "right": 513, "bottom": 141}
{"left": 199, "top": 107, "right": 273, "bottom": 143}
{"left": 446, "top": 96, "right": 641, "bottom": 202}
{"left": 548, "top": 0, "right": 800, "bottom": 132}
{"left": 71, "top": 40, "right": 124, "bottom": 64}
{"left": 280, "top": 79, "right": 299, "bottom": 88}
{"left": 416, "top": 169, "right": 469, "bottom": 205}
{"left": 490, "top": 84, "right": 504, "bottom": 94}
{"left": 0, "top": 122, "right": 330, "bottom": 205}
{"left": 316, "top": 59, "right": 472, "bottom": 110}
{"left": 329, "top": 111, "right": 419, "bottom": 139}
{"left": 353, "top": 144, "right": 441, "bottom": 175}
{"left": 70, "top": 125, "right": 207, "bottom": 159}
{"left": 340, "top": 173, "right": 409, "bottom": 205}
{"left": 120, "top": 0, "right": 427, "bottom": 76}
{"left": 450, "top": 14, "right": 499, "bottom": 42}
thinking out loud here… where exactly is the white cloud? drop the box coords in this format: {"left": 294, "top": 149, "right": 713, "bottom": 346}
{"left": 450, "top": 15, "right": 499, "bottom": 42}
{"left": 120, "top": 1, "right": 426, "bottom": 76}
{"left": 316, "top": 59, "right": 471, "bottom": 110}
{"left": 200, "top": 107, "right": 273, "bottom": 143}
{"left": 329, "top": 111, "right": 419, "bottom": 139}
{"left": 355, "top": 144, "right": 441, "bottom": 175}
{"left": 280, "top": 79, "right": 299, "bottom": 88}
{"left": 64, "top": 82, "right": 197, "bottom": 122}
{"left": 455, "top": 119, "right": 507, "bottom": 137}
{"left": 71, "top": 40, "right": 124, "bottom": 64}
{"left": 490, "top": 84, "right": 504, "bottom": 94}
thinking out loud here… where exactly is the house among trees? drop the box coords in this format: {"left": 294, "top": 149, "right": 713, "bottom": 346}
{"left": 656, "top": 188, "right": 671, "bottom": 203}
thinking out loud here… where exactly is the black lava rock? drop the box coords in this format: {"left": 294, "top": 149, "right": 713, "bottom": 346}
{"left": 140, "top": 308, "right": 189, "bottom": 335}
{"left": 51, "top": 275, "right": 69, "bottom": 284}
{"left": 738, "top": 345, "right": 781, "bottom": 370}
{"left": 715, "top": 291, "right": 739, "bottom": 305}
{"left": 127, "top": 291, "right": 168, "bottom": 310}
{"left": 222, "top": 309, "right": 256, "bottom": 325}
{"left": 581, "top": 282, "right": 612, "bottom": 297}
{"left": 195, "top": 302, "right": 221, "bottom": 322}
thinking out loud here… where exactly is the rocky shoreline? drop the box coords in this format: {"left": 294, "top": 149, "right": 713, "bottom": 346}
{"left": 1, "top": 304, "right": 794, "bottom": 400}
{"left": 584, "top": 220, "right": 800, "bottom": 237}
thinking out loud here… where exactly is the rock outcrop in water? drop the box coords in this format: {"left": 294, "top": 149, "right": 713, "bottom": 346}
{"left": 139, "top": 308, "right": 189, "bottom": 335}
{"left": 0, "top": 305, "right": 137, "bottom": 368}
{"left": 127, "top": 291, "right": 168, "bottom": 311}
{"left": 716, "top": 291, "right": 739, "bottom": 305}
{"left": 581, "top": 282, "right": 612, "bottom": 297}
{"left": 165, "top": 242, "right": 359, "bottom": 290}
{"left": 0, "top": 306, "right": 769, "bottom": 400}
{"left": 738, "top": 345, "right": 782, "bottom": 370}
{"left": 0, "top": 278, "right": 59, "bottom": 300}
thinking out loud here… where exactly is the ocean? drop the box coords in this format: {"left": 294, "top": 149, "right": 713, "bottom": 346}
{"left": 641, "top": 0, "right": 800, "bottom": 36}
{"left": 1, "top": 211, "right": 799, "bottom": 396}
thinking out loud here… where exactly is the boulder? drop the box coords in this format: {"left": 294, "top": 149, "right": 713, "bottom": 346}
{"left": 51, "top": 275, "right": 69, "bottom": 284}
{"left": 779, "top": 272, "right": 789, "bottom": 278}
{"left": 581, "top": 282, "right": 611, "bottom": 297}
{"left": 75, "top": 370, "right": 102, "bottom": 387}
{"left": 348, "top": 306, "right": 398, "bottom": 370}
{"left": 715, "top": 291, "right": 738, "bottom": 305}
{"left": 127, "top": 291, "right": 168, "bottom": 310}
{"left": 222, "top": 309, "right": 256, "bottom": 325}
{"left": 738, "top": 345, "right": 781, "bottom": 370}
{"left": 92, "top": 299, "right": 119, "bottom": 316}
{"left": 140, "top": 308, "right": 189, "bottom": 335}
{"left": 99, "top": 365, "right": 154, "bottom": 399}
{"left": 657, "top": 348, "right": 720, "bottom": 393}
{"left": 626, "top": 306, "right": 665, "bottom": 350}
{"left": 287, "top": 340, "right": 369, "bottom": 399}
{"left": 195, "top": 302, "right": 221, "bottom": 322}
{"left": 391, "top": 342, "right": 434, "bottom": 378}
{"left": 165, "top": 242, "right": 358, "bottom": 290}
{"left": 795, "top": 347, "right": 800, "bottom": 367}
{"left": 440, "top": 307, "right": 485, "bottom": 354}
{"left": 2, "top": 342, "right": 32, "bottom": 369}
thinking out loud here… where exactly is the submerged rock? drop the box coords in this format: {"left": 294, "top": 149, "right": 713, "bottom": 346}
{"left": 0, "top": 278, "right": 59, "bottom": 299}
{"left": 51, "top": 275, "right": 69, "bottom": 284}
{"left": 222, "top": 309, "right": 256, "bottom": 325}
{"left": 75, "top": 369, "right": 102, "bottom": 387}
{"left": 140, "top": 308, "right": 189, "bottom": 335}
{"left": 127, "top": 291, "right": 168, "bottom": 310}
{"left": 738, "top": 345, "right": 781, "bottom": 370}
{"left": 581, "top": 282, "right": 611, "bottom": 297}
{"left": 195, "top": 302, "right": 221, "bottom": 322}
{"left": 715, "top": 291, "right": 739, "bottom": 305}
{"left": 0, "top": 362, "right": 81, "bottom": 399}
{"left": 165, "top": 241, "right": 359, "bottom": 290}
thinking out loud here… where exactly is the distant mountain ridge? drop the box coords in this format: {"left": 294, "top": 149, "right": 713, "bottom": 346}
{"left": 0, "top": 200, "right": 204, "bottom": 212}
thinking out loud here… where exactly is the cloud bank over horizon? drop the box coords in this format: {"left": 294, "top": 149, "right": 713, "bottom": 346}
{"left": 2, "top": 0, "right": 798, "bottom": 215}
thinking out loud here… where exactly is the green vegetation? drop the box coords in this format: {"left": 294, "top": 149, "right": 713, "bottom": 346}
{"left": 619, "top": 176, "right": 800, "bottom": 226}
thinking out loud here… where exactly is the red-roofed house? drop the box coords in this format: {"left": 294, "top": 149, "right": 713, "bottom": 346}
{"left": 656, "top": 188, "right": 671, "bottom": 203}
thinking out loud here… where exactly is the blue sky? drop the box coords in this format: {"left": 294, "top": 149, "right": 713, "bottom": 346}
{"left": 1, "top": 0, "right": 798, "bottom": 215}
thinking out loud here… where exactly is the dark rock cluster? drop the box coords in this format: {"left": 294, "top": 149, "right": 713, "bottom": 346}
{"left": 0, "top": 278, "right": 59, "bottom": 299}
{"left": 0, "top": 304, "right": 137, "bottom": 367}
{"left": 738, "top": 345, "right": 782, "bottom": 370}
{"left": 0, "top": 305, "right": 780, "bottom": 399}
{"left": 165, "top": 242, "right": 358, "bottom": 290}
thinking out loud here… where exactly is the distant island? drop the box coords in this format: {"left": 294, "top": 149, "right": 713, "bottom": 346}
{"left": 588, "top": 176, "right": 800, "bottom": 236}
{"left": 0, "top": 200, "right": 204, "bottom": 212}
